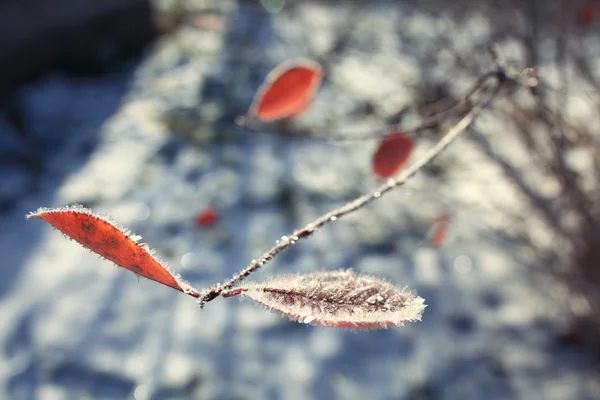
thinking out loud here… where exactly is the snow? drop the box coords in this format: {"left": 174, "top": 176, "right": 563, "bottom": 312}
{"left": 0, "top": 0, "right": 599, "bottom": 399}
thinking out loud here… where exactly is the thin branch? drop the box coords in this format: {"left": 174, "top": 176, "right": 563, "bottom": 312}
{"left": 236, "top": 71, "right": 500, "bottom": 143}
{"left": 197, "top": 72, "right": 504, "bottom": 307}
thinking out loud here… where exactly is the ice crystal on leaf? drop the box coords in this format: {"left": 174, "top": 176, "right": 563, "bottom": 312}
{"left": 229, "top": 270, "right": 425, "bottom": 329}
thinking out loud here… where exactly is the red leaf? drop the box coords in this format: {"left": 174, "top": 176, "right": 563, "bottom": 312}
{"left": 27, "top": 206, "right": 198, "bottom": 295}
{"left": 249, "top": 59, "right": 323, "bottom": 121}
{"left": 372, "top": 130, "right": 414, "bottom": 179}
{"left": 227, "top": 270, "right": 425, "bottom": 329}
{"left": 195, "top": 207, "right": 218, "bottom": 227}
{"left": 578, "top": 2, "right": 597, "bottom": 25}
{"left": 429, "top": 213, "right": 449, "bottom": 247}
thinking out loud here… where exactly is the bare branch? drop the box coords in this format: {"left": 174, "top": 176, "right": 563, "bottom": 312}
{"left": 236, "top": 71, "right": 500, "bottom": 142}
{"left": 197, "top": 72, "right": 504, "bottom": 307}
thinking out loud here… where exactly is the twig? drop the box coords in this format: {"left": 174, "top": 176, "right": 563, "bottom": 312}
{"left": 197, "top": 72, "right": 504, "bottom": 307}
{"left": 236, "top": 71, "right": 500, "bottom": 143}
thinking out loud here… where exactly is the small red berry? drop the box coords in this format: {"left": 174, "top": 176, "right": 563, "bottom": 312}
{"left": 195, "top": 207, "right": 218, "bottom": 227}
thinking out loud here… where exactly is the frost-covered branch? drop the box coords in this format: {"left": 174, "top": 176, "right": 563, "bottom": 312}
{"left": 198, "top": 72, "right": 504, "bottom": 307}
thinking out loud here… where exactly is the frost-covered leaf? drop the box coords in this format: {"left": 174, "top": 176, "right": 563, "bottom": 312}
{"left": 248, "top": 59, "right": 323, "bottom": 121}
{"left": 26, "top": 205, "right": 198, "bottom": 295}
{"left": 227, "top": 270, "right": 425, "bottom": 329}
{"left": 372, "top": 130, "right": 414, "bottom": 179}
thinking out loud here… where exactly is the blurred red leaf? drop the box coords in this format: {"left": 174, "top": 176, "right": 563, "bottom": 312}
{"left": 249, "top": 59, "right": 323, "bottom": 121}
{"left": 195, "top": 207, "right": 218, "bottom": 227}
{"left": 27, "top": 206, "right": 196, "bottom": 294}
{"left": 578, "top": 2, "right": 597, "bottom": 25}
{"left": 429, "top": 213, "right": 450, "bottom": 247}
{"left": 372, "top": 130, "right": 414, "bottom": 179}
{"left": 226, "top": 270, "right": 425, "bottom": 329}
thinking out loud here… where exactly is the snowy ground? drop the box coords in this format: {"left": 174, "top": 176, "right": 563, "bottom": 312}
{"left": 1, "top": 1, "right": 599, "bottom": 399}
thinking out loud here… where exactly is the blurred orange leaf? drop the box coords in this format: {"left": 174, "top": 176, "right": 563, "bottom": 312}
{"left": 429, "top": 213, "right": 450, "bottom": 247}
{"left": 249, "top": 59, "right": 323, "bottom": 121}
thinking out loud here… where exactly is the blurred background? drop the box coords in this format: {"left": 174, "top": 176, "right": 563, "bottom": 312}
{"left": 1, "top": 0, "right": 600, "bottom": 399}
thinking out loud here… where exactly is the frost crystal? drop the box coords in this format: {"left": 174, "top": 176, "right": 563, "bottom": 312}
{"left": 239, "top": 270, "right": 426, "bottom": 329}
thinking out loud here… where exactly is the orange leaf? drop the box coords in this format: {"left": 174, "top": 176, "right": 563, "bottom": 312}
{"left": 372, "top": 130, "right": 414, "bottom": 179}
{"left": 27, "top": 206, "right": 198, "bottom": 295}
{"left": 249, "top": 59, "right": 323, "bottom": 121}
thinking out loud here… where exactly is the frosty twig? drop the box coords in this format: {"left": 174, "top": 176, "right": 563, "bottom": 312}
{"left": 198, "top": 72, "right": 505, "bottom": 307}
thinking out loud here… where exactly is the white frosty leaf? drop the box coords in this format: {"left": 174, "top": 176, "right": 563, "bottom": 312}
{"left": 232, "top": 270, "right": 425, "bottom": 329}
